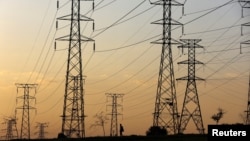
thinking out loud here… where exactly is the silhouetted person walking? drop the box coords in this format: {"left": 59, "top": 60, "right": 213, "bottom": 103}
{"left": 120, "top": 124, "right": 124, "bottom": 136}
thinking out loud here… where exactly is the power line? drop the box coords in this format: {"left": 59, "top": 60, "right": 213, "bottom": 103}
{"left": 88, "top": 45, "right": 153, "bottom": 85}
{"left": 183, "top": 0, "right": 237, "bottom": 16}
{"left": 95, "top": 3, "right": 156, "bottom": 31}
{"left": 86, "top": 52, "right": 160, "bottom": 95}
{"left": 92, "top": 0, "right": 147, "bottom": 38}
{"left": 94, "top": 0, "right": 236, "bottom": 53}
{"left": 27, "top": 7, "right": 58, "bottom": 84}
{"left": 16, "top": 0, "right": 54, "bottom": 83}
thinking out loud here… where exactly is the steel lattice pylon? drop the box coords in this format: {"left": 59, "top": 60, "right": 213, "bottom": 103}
{"left": 106, "top": 93, "right": 124, "bottom": 137}
{"left": 15, "top": 83, "right": 37, "bottom": 139}
{"left": 55, "top": 0, "right": 94, "bottom": 138}
{"left": 2, "top": 117, "right": 18, "bottom": 140}
{"left": 34, "top": 122, "right": 49, "bottom": 139}
{"left": 245, "top": 73, "right": 250, "bottom": 125}
{"left": 176, "top": 39, "right": 205, "bottom": 134}
{"left": 238, "top": 1, "right": 250, "bottom": 124}
{"left": 239, "top": 0, "right": 250, "bottom": 54}
{"left": 150, "top": 0, "right": 183, "bottom": 135}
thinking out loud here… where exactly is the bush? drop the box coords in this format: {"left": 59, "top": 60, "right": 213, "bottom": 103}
{"left": 57, "top": 132, "right": 67, "bottom": 139}
{"left": 146, "top": 126, "right": 167, "bottom": 136}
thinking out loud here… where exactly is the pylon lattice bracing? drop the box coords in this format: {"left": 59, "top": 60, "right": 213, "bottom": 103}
{"left": 239, "top": 0, "right": 250, "bottom": 54}
{"left": 245, "top": 73, "right": 250, "bottom": 125}
{"left": 106, "top": 93, "right": 124, "bottom": 137}
{"left": 150, "top": 0, "right": 183, "bottom": 135}
{"left": 55, "top": 0, "right": 95, "bottom": 138}
{"left": 239, "top": 0, "right": 250, "bottom": 18}
{"left": 15, "top": 83, "right": 37, "bottom": 139}
{"left": 34, "top": 122, "right": 49, "bottom": 139}
{"left": 238, "top": 1, "right": 250, "bottom": 124}
{"left": 2, "top": 117, "right": 18, "bottom": 140}
{"left": 176, "top": 39, "right": 205, "bottom": 134}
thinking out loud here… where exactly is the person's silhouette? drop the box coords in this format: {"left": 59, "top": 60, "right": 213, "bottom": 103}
{"left": 119, "top": 124, "right": 124, "bottom": 136}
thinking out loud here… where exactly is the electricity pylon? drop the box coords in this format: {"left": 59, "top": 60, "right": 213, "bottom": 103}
{"left": 34, "top": 122, "right": 49, "bottom": 139}
{"left": 55, "top": 0, "right": 95, "bottom": 138}
{"left": 239, "top": 2, "right": 250, "bottom": 123}
{"left": 106, "top": 93, "right": 124, "bottom": 136}
{"left": 150, "top": 0, "right": 183, "bottom": 135}
{"left": 239, "top": 0, "right": 250, "bottom": 54}
{"left": 2, "top": 117, "right": 18, "bottom": 140}
{"left": 15, "top": 83, "right": 37, "bottom": 139}
{"left": 245, "top": 73, "right": 250, "bottom": 125}
{"left": 176, "top": 39, "right": 205, "bottom": 134}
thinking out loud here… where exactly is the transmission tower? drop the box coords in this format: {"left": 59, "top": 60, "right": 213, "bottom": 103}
{"left": 106, "top": 93, "right": 124, "bottom": 137}
{"left": 55, "top": 0, "right": 95, "bottom": 138}
{"left": 1, "top": 117, "right": 18, "bottom": 140}
{"left": 239, "top": 0, "right": 250, "bottom": 54}
{"left": 239, "top": 1, "right": 250, "bottom": 123}
{"left": 15, "top": 83, "right": 37, "bottom": 139}
{"left": 34, "top": 122, "right": 49, "bottom": 139}
{"left": 150, "top": 0, "right": 183, "bottom": 134}
{"left": 176, "top": 39, "right": 205, "bottom": 134}
{"left": 245, "top": 73, "right": 250, "bottom": 125}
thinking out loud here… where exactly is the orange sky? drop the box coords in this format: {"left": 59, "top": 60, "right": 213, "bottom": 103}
{"left": 0, "top": 0, "right": 249, "bottom": 139}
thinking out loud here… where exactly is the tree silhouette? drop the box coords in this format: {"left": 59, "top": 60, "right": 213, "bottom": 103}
{"left": 90, "top": 111, "right": 109, "bottom": 136}
{"left": 211, "top": 108, "right": 226, "bottom": 124}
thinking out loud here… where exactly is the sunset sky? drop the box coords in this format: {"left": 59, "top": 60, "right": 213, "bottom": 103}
{"left": 0, "top": 0, "right": 249, "bottom": 139}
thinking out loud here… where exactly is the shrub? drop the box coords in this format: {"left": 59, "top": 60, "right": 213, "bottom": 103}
{"left": 146, "top": 126, "right": 167, "bottom": 136}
